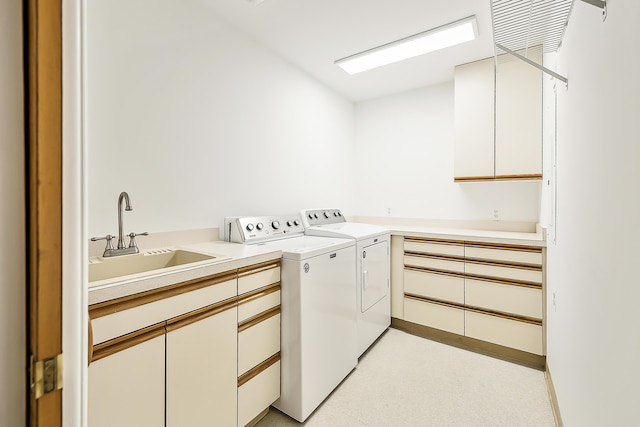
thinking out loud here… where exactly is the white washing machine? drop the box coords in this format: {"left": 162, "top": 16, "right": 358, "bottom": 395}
{"left": 225, "top": 214, "right": 357, "bottom": 422}
{"left": 301, "top": 209, "right": 391, "bottom": 358}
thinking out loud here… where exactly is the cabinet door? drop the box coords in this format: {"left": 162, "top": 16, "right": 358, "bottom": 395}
{"left": 454, "top": 57, "right": 495, "bottom": 180}
{"left": 495, "top": 47, "right": 542, "bottom": 177}
{"left": 166, "top": 303, "right": 238, "bottom": 427}
{"left": 88, "top": 334, "right": 165, "bottom": 427}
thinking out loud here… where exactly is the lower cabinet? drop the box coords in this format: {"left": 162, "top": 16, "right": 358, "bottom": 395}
{"left": 237, "top": 268, "right": 282, "bottom": 427}
{"left": 88, "top": 259, "right": 281, "bottom": 427}
{"left": 401, "top": 237, "right": 545, "bottom": 357}
{"left": 88, "top": 333, "right": 165, "bottom": 427}
{"left": 166, "top": 300, "right": 238, "bottom": 427}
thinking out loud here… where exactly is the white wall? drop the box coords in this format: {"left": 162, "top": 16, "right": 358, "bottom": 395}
{"left": 0, "top": 0, "right": 25, "bottom": 425}
{"left": 547, "top": 2, "right": 640, "bottom": 425}
{"left": 86, "top": 0, "right": 356, "bottom": 237}
{"left": 355, "top": 83, "right": 541, "bottom": 222}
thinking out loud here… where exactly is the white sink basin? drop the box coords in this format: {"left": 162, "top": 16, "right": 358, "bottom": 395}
{"left": 89, "top": 249, "right": 228, "bottom": 283}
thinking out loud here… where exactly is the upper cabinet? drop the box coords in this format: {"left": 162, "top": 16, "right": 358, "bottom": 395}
{"left": 454, "top": 48, "right": 543, "bottom": 182}
{"left": 454, "top": 57, "right": 495, "bottom": 180}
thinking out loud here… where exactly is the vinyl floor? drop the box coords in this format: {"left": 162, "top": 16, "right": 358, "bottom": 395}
{"left": 256, "top": 327, "right": 555, "bottom": 427}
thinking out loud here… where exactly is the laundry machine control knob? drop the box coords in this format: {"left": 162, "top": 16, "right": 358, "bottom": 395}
{"left": 256, "top": 222, "right": 264, "bottom": 231}
{"left": 294, "top": 219, "right": 300, "bottom": 226}
{"left": 308, "top": 214, "right": 313, "bottom": 220}
{"left": 287, "top": 220, "right": 294, "bottom": 227}
{"left": 323, "top": 211, "right": 330, "bottom": 218}
{"left": 246, "top": 223, "right": 255, "bottom": 232}
{"left": 314, "top": 213, "right": 319, "bottom": 219}
{"left": 272, "top": 220, "right": 280, "bottom": 229}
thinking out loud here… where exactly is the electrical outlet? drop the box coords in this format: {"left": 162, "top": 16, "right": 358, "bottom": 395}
{"left": 493, "top": 209, "right": 500, "bottom": 221}
{"left": 552, "top": 289, "right": 557, "bottom": 312}
{"left": 387, "top": 207, "right": 391, "bottom": 216}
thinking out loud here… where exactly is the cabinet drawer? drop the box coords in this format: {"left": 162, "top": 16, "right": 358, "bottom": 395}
{"left": 238, "top": 313, "right": 280, "bottom": 376}
{"left": 404, "top": 240, "right": 464, "bottom": 257}
{"left": 238, "top": 359, "right": 280, "bottom": 427}
{"left": 404, "top": 297, "right": 464, "bottom": 335}
{"left": 465, "top": 245, "right": 542, "bottom": 266}
{"left": 238, "top": 288, "right": 280, "bottom": 323}
{"left": 465, "top": 279, "right": 542, "bottom": 319}
{"left": 91, "top": 278, "right": 236, "bottom": 345}
{"left": 404, "top": 255, "right": 464, "bottom": 274}
{"left": 465, "top": 262, "right": 542, "bottom": 284}
{"left": 465, "top": 310, "right": 543, "bottom": 355}
{"left": 404, "top": 269, "right": 464, "bottom": 304}
{"left": 238, "top": 265, "right": 280, "bottom": 295}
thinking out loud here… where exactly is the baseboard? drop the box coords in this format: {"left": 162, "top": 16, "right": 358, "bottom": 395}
{"left": 545, "top": 362, "right": 564, "bottom": 427}
{"left": 245, "top": 408, "right": 270, "bottom": 427}
{"left": 391, "top": 318, "right": 546, "bottom": 370}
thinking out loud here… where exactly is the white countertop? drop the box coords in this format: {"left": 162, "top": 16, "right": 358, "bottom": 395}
{"left": 88, "top": 241, "right": 281, "bottom": 305}
{"left": 349, "top": 217, "right": 546, "bottom": 247}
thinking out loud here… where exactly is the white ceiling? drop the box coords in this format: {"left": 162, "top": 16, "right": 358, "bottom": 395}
{"left": 202, "top": 0, "right": 496, "bottom": 102}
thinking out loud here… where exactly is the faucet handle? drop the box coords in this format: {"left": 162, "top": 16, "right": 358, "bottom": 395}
{"left": 127, "top": 232, "right": 149, "bottom": 249}
{"left": 91, "top": 234, "right": 116, "bottom": 252}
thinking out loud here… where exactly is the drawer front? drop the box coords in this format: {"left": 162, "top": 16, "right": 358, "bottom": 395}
{"left": 238, "top": 314, "right": 281, "bottom": 376}
{"left": 238, "top": 360, "right": 281, "bottom": 427}
{"left": 404, "top": 297, "right": 464, "bottom": 335}
{"left": 465, "top": 310, "right": 543, "bottom": 355}
{"left": 465, "top": 262, "right": 542, "bottom": 284}
{"left": 465, "top": 245, "right": 542, "bottom": 266}
{"left": 238, "top": 266, "right": 280, "bottom": 295}
{"left": 92, "top": 278, "right": 236, "bottom": 345}
{"left": 238, "top": 290, "right": 280, "bottom": 323}
{"left": 404, "top": 240, "right": 464, "bottom": 257}
{"left": 404, "top": 255, "right": 464, "bottom": 274}
{"left": 404, "top": 269, "right": 464, "bottom": 304}
{"left": 465, "top": 279, "right": 542, "bottom": 319}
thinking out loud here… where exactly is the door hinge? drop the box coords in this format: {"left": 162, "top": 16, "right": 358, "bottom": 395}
{"left": 30, "top": 353, "right": 63, "bottom": 399}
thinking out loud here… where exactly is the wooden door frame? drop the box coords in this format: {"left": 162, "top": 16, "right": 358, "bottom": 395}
{"left": 26, "top": 0, "right": 63, "bottom": 425}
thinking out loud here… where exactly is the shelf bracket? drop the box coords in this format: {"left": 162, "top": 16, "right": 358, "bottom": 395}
{"left": 495, "top": 43, "right": 568, "bottom": 86}
{"left": 579, "top": 0, "right": 607, "bottom": 21}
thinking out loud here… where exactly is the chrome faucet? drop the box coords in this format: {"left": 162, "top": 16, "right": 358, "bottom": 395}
{"left": 117, "top": 191, "right": 133, "bottom": 249}
{"left": 91, "top": 191, "right": 148, "bottom": 257}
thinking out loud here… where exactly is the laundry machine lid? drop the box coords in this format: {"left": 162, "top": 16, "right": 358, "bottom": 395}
{"left": 305, "top": 222, "right": 390, "bottom": 241}
{"left": 259, "top": 235, "right": 354, "bottom": 260}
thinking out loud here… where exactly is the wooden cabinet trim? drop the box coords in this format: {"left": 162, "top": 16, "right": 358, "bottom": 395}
{"left": 454, "top": 175, "right": 496, "bottom": 182}
{"left": 237, "top": 352, "right": 281, "bottom": 388}
{"left": 90, "top": 322, "right": 166, "bottom": 364}
{"left": 455, "top": 174, "right": 542, "bottom": 182}
{"left": 238, "top": 306, "right": 281, "bottom": 333}
{"left": 404, "top": 252, "right": 465, "bottom": 263}
{"left": 165, "top": 297, "right": 238, "bottom": 333}
{"left": 89, "top": 271, "right": 237, "bottom": 319}
{"left": 238, "top": 282, "right": 281, "bottom": 306}
{"left": 495, "top": 174, "right": 543, "bottom": 181}
{"left": 404, "top": 293, "right": 466, "bottom": 311}
{"left": 404, "top": 237, "right": 465, "bottom": 246}
{"left": 404, "top": 266, "right": 466, "bottom": 280}
{"left": 464, "top": 242, "right": 543, "bottom": 253}
{"left": 464, "top": 274, "right": 542, "bottom": 289}
{"left": 237, "top": 259, "right": 281, "bottom": 278}
{"left": 465, "top": 304, "right": 542, "bottom": 326}
{"left": 465, "top": 258, "right": 542, "bottom": 272}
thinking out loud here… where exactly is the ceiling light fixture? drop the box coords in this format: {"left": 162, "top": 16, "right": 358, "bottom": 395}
{"left": 335, "top": 16, "right": 478, "bottom": 75}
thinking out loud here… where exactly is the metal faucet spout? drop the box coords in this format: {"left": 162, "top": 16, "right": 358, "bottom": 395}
{"left": 117, "top": 192, "right": 132, "bottom": 249}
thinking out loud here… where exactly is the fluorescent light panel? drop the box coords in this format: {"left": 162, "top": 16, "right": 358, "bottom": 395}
{"left": 335, "top": 16, "right": 478, "bottom": 75}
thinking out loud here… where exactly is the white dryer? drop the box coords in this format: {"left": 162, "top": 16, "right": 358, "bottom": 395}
{"left": 225, "top": 214, "right": 357, "bottom": 422}
{"left": 301, "top": 209, "right": 391, "bottom": 358}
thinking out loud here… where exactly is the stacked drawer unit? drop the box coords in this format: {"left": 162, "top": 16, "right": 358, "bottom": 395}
{"left": 403, "top": 237, "right": 544, "bottom": 355}
{"left": 237, "top": 260, "right": 282, "bottom": 427}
